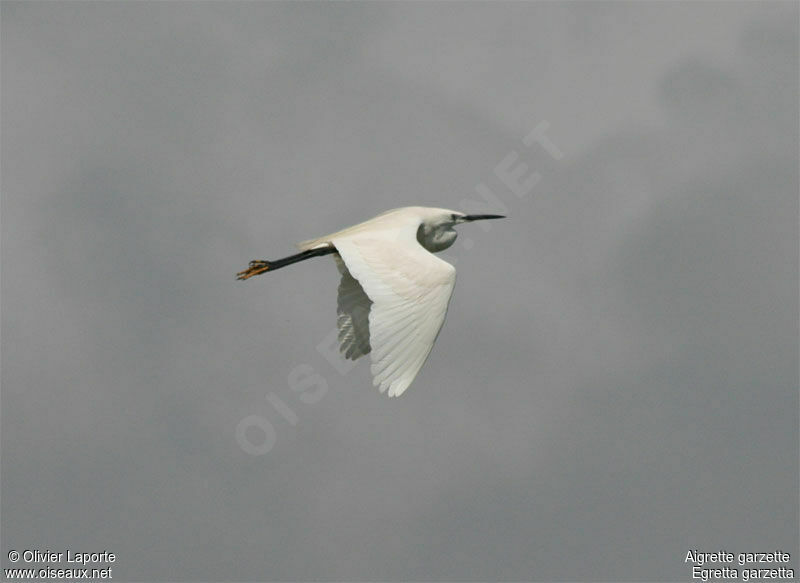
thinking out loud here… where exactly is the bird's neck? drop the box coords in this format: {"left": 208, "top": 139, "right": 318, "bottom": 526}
{"left": 417, "top": 224, "right": 457, "bottom": 253}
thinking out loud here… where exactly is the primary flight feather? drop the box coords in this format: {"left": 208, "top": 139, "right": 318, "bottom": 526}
{"left": 237, "top": 206, "right": 504, "bottom": 397}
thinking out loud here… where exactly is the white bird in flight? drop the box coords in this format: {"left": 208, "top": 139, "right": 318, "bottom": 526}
{"left": 237, "top": 206, "right": 504, "bottom": 397}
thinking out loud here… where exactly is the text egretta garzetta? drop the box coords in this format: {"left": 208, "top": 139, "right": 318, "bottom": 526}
{"left": 237, "top": 206, "right": 504, "bottom": 397}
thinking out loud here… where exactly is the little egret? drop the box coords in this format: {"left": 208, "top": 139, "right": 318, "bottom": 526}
{"left": 236, "top": 206, "right": 504, "bottom": 397}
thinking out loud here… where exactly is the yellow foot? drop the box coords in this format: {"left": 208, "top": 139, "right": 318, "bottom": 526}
{"left": 236, "top": 260, "right": 271, "bottom": 280}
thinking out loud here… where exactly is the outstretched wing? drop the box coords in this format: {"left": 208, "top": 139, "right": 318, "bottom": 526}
{"left": 334, "top": 255, "right": 372, "bottom": 361}
{"left": 333, "top": 237, "right": 456, "bottom": 397}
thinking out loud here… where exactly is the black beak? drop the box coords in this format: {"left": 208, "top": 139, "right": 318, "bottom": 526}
{"left": 462, "top": 214, "right": 506, "bottom": 222}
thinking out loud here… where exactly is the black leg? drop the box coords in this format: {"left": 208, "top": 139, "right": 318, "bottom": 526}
{"left": 236, "top": 247, "right": 336, "bottom": 280}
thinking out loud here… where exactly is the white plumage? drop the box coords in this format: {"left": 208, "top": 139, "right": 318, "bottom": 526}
{"left": 237, "top": 206, "right": 504, "bottom": 397}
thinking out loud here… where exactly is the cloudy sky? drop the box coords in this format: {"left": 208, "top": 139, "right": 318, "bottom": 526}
{"left": 2, "top": 2, "right": 797, "bottom": 581}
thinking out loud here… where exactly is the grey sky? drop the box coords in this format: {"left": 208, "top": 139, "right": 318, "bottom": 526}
{"left": 2, "top": 2, "right": 797, "bottom": 581}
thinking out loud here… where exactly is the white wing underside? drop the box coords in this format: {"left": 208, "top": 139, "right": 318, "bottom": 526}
{"left": 329, "top": 231, "right": 456, "bottom": 397}
{"left": 334, "top": 255, "right": 372, "bottom": 361}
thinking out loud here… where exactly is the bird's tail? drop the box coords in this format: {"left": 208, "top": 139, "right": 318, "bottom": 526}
{"left": 296, "top": 238, "right": 331, "bottom": 252}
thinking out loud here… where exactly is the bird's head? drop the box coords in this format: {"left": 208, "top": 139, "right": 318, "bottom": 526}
{"left": 415, "top": 207, "right": 505, "bottom": 252}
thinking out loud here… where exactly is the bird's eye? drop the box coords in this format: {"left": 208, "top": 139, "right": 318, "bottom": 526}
{"left": 451, "top": 213, "right": 458, "bottom": 221}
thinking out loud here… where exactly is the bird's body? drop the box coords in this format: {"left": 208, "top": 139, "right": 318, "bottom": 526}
{"left": 237, "top": 206, "right": 504, "bottom": 397}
